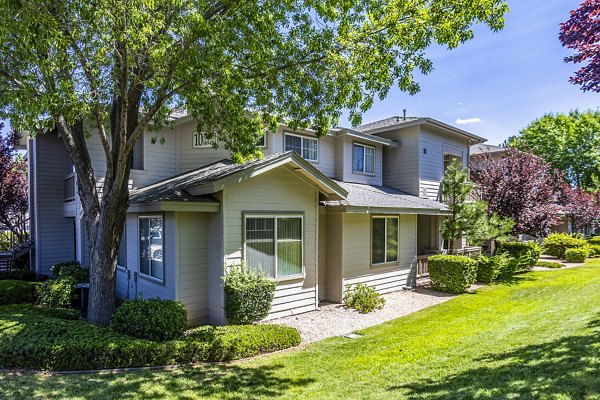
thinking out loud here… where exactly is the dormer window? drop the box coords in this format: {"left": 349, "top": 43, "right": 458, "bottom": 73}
{"left": 284, "top": 132, "right": 318, "bottom": 162}
{"left": 353, "top": 143, "right": 375, "bottom": 175}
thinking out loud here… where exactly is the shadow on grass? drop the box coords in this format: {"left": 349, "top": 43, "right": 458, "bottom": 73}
{"left": 393, "top": 315, "right": 600, "bottom": 399}
{"left": 0, "top": 363, "right": 315, "bottom": 400}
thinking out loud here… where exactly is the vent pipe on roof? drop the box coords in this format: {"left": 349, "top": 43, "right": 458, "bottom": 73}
{"left": 403, "top": 109, "right": 407, "bottom": 120}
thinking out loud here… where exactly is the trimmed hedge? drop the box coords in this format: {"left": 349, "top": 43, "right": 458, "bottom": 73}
{"left": 185, "top": 324, "right": 301, "bottom": 361}
{"left": 475, "top": 255, "right": 507, "bottom": 283}
{"left": 565, "top": 247, "right": 588, "bottom": 263}
{"left": 37, "top": 277, "right": 75, "bottom": 308}
{"left": 0, "top": 269, "right": 37, "bottom": 281}
{"left": 223, "top": 265, "right": 276, "bottom": 325}
{"left": 543, "top": 233, "right": 587, "bottom": 259}
{"left": 343, "top": 283, "right": 385, "bottom": 313}
{"left": 51, "top": 261, "right": 89, "bottom": 283}
{"left": 0, "top": 305, "right": 300, "bottom": 371}
{"left": 112, "top": 298, "right": 188, "bottom": 342}
{"left": 0, "top": 280, "right": 37, "bottom": 305}
{"left": 496, "top": 241, "right": 541, "bottom": 272}
{"left": 588, "top": 244, "right": 600, "bottom": 258}
{"left": 428, "top": 255, "right": 478, "bottom": 294}
{"left": 588, "top": 236, "right": 600, "bottom": 246}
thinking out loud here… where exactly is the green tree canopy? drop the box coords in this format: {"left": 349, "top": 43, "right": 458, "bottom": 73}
{"left": 510, "top": 110, "right": 600, "bottom": 191}
{"left": 0, "top": 0, "right": 508, "bottom": 324}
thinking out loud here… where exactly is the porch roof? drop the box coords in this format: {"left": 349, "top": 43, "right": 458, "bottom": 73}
{"left": 130, "top": 151, "right": 347, "bottom": 206}
{"left": 321, "top": 181, "right": 450, "bottom": 215}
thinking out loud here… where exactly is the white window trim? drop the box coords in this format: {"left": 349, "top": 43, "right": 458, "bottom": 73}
{"left": 243, "top": 213, "right": 305, "bottom": 280}
{"left": 371, "top": 216, "right": 400, "bottom": 266}
{"left": 137, "top": 215, "right": 166, "bottom": 284}
{"left": 352, "top": 142, "right": 376, "bottom": 176}
{"left": 256, "top": 133, "right": 267, "bottom": 149}
{"left": 283, "top": 132, "right": 319, "bottom": 162}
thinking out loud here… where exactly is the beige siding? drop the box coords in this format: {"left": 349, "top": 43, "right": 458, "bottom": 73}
{"left": 176, "top": 212, "right": 209, "bottom": 326}
{"left": 380, "top": 126, "right": 420, "bottom": 195}
{"left": 325, "top": 212, "right": 344, "bottom": 302}
{"left": 419, "top": 128, "right": 470, "bottom": 200}
{"left": 318, "top": 211, "right": 327, "bottom": 300}
{"left": 223, "top": 168, "right": 319, "bottom": 319}
{"left": 342, "top": 214, "right": 417, "bottom": 293}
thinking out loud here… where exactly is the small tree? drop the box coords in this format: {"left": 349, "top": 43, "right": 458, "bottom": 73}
{"left": 440, "top": 160, "right": 513, "bottom": 254}
{"left": 0, "top": 126, "right": 28, "bottom": 247}
{"left": 471, "top": 149, "right": 562, "bottom": 237}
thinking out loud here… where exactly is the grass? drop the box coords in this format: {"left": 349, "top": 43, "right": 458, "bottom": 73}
{"left": 1, "top": 260, "right": 599, "bottom": 399}
{"left": 535, "top": 260, "right": 566, "bottom": 269}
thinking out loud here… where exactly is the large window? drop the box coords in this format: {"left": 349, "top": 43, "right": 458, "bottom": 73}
{"left": 139, "top": 216, "right": 164, "bottom": 281}
{"left": 372, "top": 216, "right": 399, "bottom": 265}
{"left": 284, "top": 133, "right": 318, "bottom": 162}
{"left": 353, "top": 143, "right": 375, "bottom": 174}
{"left": 244, "top": 215, "right": 303, "bottom": 278}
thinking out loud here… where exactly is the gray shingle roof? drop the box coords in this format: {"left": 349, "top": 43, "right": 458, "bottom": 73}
{"left": 321, "top": 181, "right": 449, "bottom": 213}
{"left": 130, "top": 152, "right": 289, "bottom": 203}
{"left": 470, "top": 143, "right": 507, "bottom": 155}
{"left": 356, "top": 116, "right": 420, "bottom": 132}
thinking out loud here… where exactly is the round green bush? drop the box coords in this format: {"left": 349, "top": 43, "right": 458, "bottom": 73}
{"left": 0, "top": 305, "right": 300, "bottom": 371}
{"left": 428, "top": 255, "right": 478, "bottom": 294}
{"left": 496, "top": 241, "right": 541, "bottom": 272}
{"left": 543, "top": 233, "right": 587, "bottom": 258}
{"left": 476, "top": 255, "right": 507, "bottom": 283}
{"left": 588, "top": 244, "right": 600, "bottom": 258}
{"left": 37, "top": 277, "right": 75, "bottom": 308}
{"left": 112, "top": 298, "right": 188, "bottom": 341}
{"left": 565, "top": 247, "right": 588, "bottom": 263}
{"left": 0, "top": 280, "right": 36, "bottom": 305}
{"left": 0, "top": 269, "right": 37, "bottom": 281}
{"left": 51, "top": 261, "right": 89, "bottom": 283}
{"left": 223, "top": 265, "right": 277, "bottom": 325}
{"left": 588, "top": 236, "right": 600, "bottom": 246}
{"left": 343, "top": 283, "right": 385, "bottom": 313}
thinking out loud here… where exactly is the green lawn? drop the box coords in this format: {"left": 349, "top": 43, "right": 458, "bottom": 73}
{"left": 2, "top": 260, "right": 599, "bottom": 400}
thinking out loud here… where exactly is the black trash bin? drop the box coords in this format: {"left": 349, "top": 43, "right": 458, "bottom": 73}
{"left": 76, "top": 283, "right": 90, "bottom": 314}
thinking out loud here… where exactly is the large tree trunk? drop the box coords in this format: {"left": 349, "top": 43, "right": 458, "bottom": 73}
{"left": 85, "top": 186, "right": 129, "bottom": 325}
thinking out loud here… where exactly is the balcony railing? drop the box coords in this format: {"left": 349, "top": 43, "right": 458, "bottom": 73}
{"left": 416, "top": 246, "right": 482, "bottom": 280}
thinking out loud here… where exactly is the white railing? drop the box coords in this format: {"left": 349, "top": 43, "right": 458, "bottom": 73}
{"left": 416, "top": 255, "right": 430, "bottom": 279}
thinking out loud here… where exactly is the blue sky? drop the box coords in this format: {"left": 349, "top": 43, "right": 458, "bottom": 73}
{"left": 344, "top": 0, "right": 599, "bottom": 146}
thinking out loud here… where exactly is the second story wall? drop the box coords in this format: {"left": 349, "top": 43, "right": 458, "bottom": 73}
{"left": 419, "top": 127, "right": 469, "bottom": 201}
{"left": 379, "top": 126, "right": 420, "bottom": 195}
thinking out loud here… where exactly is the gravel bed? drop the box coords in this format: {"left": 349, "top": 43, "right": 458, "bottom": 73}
{"left": 266, "top": 284, "right": 478, "bottom": 344}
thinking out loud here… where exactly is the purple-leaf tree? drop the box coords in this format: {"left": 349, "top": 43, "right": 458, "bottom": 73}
{"left": 0, "top": 124, "right": 28, "bottom": 247}
{"left": 560, "top": 0, "right": 600, "bottom": 92}
{"left": 471, "top": 148, "right": 562, "bottom": 238}
{"left": 560, "top": 184, "right": 600, "bottom": 233}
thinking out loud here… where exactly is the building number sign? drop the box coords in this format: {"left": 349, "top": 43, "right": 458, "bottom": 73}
{"left": 193, "top": 131, "right": 215, "bottom": 148}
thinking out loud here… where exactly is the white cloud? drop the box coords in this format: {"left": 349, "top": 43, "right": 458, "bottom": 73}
{"left": 455, "top": 117, "right": 482, "bottom": 125}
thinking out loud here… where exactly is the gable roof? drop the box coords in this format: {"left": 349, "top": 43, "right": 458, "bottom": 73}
{"left": 130, "top": 151, "right": 347, "bottom": 204}
{"left": 356, "top": 116, "right": 486, "bottom": 144}
{"left": 470, "top": 143, "right": 507, "bottom": 155}
{"left": 321, "top": 181, "right": 449, "bottom": 215}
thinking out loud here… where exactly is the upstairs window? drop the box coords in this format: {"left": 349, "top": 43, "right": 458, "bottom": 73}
{"left": 353, "top": 143, "right": 375, "bottom": 175}
{"left": 284, "top": 133, "right": 318, "bottom": 162}
{"left": 372, "top": 216, "right": 398, "bottom": 265}
{"left": 256, "top": 133, "right": 267, "bottom": 148}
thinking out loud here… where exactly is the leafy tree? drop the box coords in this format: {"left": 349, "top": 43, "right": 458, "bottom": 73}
{"left": 0, "top": 0, "right": 508, "bottom": 324}
{"left": 560, "top": 0, "right": 600, "bottom": 92}
{"left": 509, "top": 110, "right": 600, "bottom": 191}
{"left": 471, "top": 148, "right": 562, "bottom": 238}
{"left": 0, "top": 125, "right": 28, "bottom": 249}
{"left": 440, "top": 160, "right": 512, "bottom": 254}
{"left": 560, "top": 184, "right": 600, "bottom": 234}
